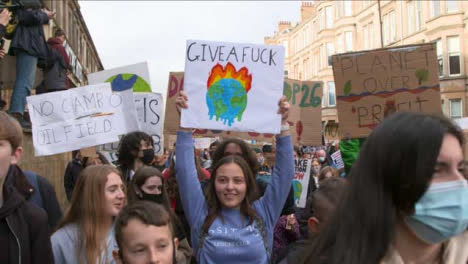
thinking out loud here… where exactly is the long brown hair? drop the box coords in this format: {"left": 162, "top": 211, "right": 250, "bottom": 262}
{"left": 58, "top": 165, "right": 124, "bottom": 264}
{"left": 201, "top": 155, "right": 259, "bottom": 234}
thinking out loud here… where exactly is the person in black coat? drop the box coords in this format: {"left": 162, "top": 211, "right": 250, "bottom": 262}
{"left": 0, "top": 111, "right": 54, "bottom": 263}
{"left": 7, "top": 0, "right": 54, "bottom": 131}
{"left": 5, "top": 165, "right": 62, "bottom": 230}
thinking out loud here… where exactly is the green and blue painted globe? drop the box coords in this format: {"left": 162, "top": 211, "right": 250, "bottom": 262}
{"left": 105, "top": 73, "right": 151, "bottom": 92}
{"left": 206, "top": 78, "right": 247, "bottom": 126}
{"left": 292, "top": 180, "right": 302, "bottom": 203}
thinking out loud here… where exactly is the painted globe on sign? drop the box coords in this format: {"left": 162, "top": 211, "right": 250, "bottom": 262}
{"left": 206, "top": 78, "right": 247, "bottom": 127}
{"left": 292, "top": 180, "right": 302, "bottom": 202}
{"left": 105, "top": 73, "right": 151, "bottom": 92}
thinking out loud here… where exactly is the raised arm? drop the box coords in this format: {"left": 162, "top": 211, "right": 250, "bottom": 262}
{"left": 258, "top": 134, "right": 294, "bottom": 226}
{"left": 257, "top": 96, "right": 295, "bottom": 226}
{"left": 175, "top": 131, "right": 208, "bottom": 226}
{"left": 174, "top": 91, "right": 208, "bottom": 226}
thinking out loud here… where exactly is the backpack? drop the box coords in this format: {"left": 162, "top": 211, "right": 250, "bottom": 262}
{"left": 23, "top": 170, "right": 44, "bottom": 208}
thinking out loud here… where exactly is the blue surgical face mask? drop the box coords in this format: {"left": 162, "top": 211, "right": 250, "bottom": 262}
{"left": 405, "top": 180, "right": 468, "bottom": 244}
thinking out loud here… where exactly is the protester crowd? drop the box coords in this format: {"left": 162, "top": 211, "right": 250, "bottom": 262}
{"left": 1, "top": 88, "right": 468, "bottom": 264}
{"left": 1, "top": 1, "right": 468, "bottom": 263}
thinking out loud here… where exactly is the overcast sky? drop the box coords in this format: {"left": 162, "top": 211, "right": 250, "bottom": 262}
{"left": 79, "top": 1, "right": 301, "bottom": 98}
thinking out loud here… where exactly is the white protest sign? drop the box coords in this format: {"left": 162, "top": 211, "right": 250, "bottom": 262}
{"left": 182, "top": 40, "right": 285, "bottom": 133}
{"left": 88, "top": 62, "right": 153, "bottom": 132}
{"left": 194, "top": 138, "right": 212, "bottom": 149}
{"left": 27, "top": 83, "right": 123, "bottom": 156}
{"left": 293, "top": 159, "right": 311, "bottom": 208}
{"left": 134, "top": 93, "right": 164, "bottom": 154}
{"left": 331, "top": 150, "right": 345, "bottom": 169}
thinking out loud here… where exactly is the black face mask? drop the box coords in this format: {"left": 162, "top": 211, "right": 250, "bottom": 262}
{"left": 140, "top": 149, "right": 155, "bottom": 165}
{"left": 141, "top": 191, "right": 164, "bottom": 204}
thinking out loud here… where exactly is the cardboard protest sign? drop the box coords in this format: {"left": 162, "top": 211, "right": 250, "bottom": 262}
{"left": 331, "top": 150, "right": 345, "bottom": 169}
{"left": 181, "top": 40, "right": 285, "bottom": 134}
{"left": 27, "top": 83, "right": 124, "bottom": 156}
{"left": 283, "top": 78, "right": 322, "bottom": 145}
{"left": 331, "top": 44, "right": 441, "bottom": 139}
{"left": 88, "top": 62, "right": 153, "bottom": 133}
{"left": 134, "top": 93, "right": 164, "bottom": 154}
{"left": 164, "top": 72, "right": 321, "bottom": 145}
{"left": 293, "top": 159, "right": 311, "bottom": 208}
{"left": 324, "top": 121, "right": 340, "bottom": 143}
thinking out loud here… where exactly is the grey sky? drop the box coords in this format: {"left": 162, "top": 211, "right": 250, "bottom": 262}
{"left": 79, "top": 1, "right": 301, "bottom": 98}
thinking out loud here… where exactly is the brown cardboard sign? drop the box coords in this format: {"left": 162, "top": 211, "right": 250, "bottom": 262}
{"left": 331, "top": 44, "right": 441, "bottom": 139}
{"left": 163, "top": 72, "right": 322, "bottom": 145}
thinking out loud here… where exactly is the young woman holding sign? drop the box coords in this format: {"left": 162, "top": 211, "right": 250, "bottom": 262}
{"left": 175, "top": 91, "right": 294, "bottom": 264}
{"left": 298, "top": 112, "right": 468, "bottom": 264}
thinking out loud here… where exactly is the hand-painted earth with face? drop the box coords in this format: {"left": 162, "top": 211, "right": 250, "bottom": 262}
{"left": 206, "top": 78, "right": 247, "bottom": 126}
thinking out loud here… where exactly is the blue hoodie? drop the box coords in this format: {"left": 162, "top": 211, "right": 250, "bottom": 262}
{"left": 175, "top": 131, "right": 294, "bottom": 264}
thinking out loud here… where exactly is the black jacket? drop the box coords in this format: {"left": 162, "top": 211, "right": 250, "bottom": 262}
{"left": 63, "top": 159, "right": 83, "bottom": 201}
{"left": 0, "top": 24, "right": 5, "bottom": 40}
{"left": 5, "top": 165, "right": 62, "bottom": 230}
{"left": 8, "top": 0, "right": 49, "bottom": 58}
{"left": 0, "top": 184, "right": 54, "bottom": 264}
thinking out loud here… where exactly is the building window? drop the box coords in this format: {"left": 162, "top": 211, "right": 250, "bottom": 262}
{"left": 336, "top": 0, "right": 341, "bottom": 18}
{"left": 364, "top": 23, "right": 374, "bottom": 50}
{"left": 450, "top": 99, "right": 462, "bottom": 119}
{"left": 446, "top": 0, "right": 458, "bottom": 13}
{"left": 319, "top": 9, "right": 324, "bottom": 30}
{"left": 336, "top": 33, "right": 343, "bottom": 53}
{"left": 407, "top": 1, "right": 414, "bottom": 35}
{"left": 344, "top": 0, "right": 352, "bottom": 16}
{"left": 430, "top": 0, "right": 440, "bottom": 17}
{"left": 389, "top": 11, "right": 396, "bottom": 43}
{"left": 436, "top": 39, "right": 443, "bottom": 77}
{"left": 447, "top": 36, "right": 461, "bottom": 76}
{"left": 304, "top": 26, "right": 309, "bottom": 45}
{"left": 325, "top": 6, "right": 333, "bottom": 29}
{"left": 328, "top": 82, "right": 336, "bottom": 107}
{"left": 320, "top": 44, "right": 326, "bottom": 68}
{"left": 383, "top": 14, "right": 388, "bottom": 45}
{"left": 313, "top": 53, "right": 318, "bottom": 76}
{"left": 326, "top": 42, "right": 334, "bottom": 66}
{"left": 345, "top": 31, "right": 353, "bottom": 52}
{"left": 415, "top": 0, "right": 422, "bottom": 31}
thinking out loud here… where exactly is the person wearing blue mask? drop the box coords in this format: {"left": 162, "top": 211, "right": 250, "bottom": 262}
{"left": 297, "top": 112, "right": 468, "bottom": 264}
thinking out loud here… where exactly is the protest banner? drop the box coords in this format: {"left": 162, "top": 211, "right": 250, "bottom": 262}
{"left": 181, "top": 40, "right": 285, "bottom": 134}
{"left": 88, "top": 62, "right": 153, "bottom": 133}
{"left": 283, "top": 78, "right": 322, "bottom": 145}
{"left": 324, "top": 121, "right": 339, "bottom": 143}
{"left": 134, "top": 93, "right": 164, "bottom": 154}
{"left": 331, "top": 43, "right": 441, "bottom": 139}
{"left": 194, "top": 138, "right": 213, "bottom": 149}
{"left": 293, "top": 159, "right": 311, "bottom": 208}
{"left": 331, "top": 150, "right": 345, "bottom": 169}
{"left": 27, "top": 83, "right": 124, "bottom": 156}
{"left": 164, "top": 72, "right": 322, "bottom": 145}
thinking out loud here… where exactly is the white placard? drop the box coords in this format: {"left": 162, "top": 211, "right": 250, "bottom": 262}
{"left": 88, "top": 62, "right": 154, "bottom": 132}
{"left": 331, "top": 150, "right": 345, "bottom": 170}
{"left": 182, "top": 40, "right": 285, "bottom": 133}
{"left": 27, "top": 83, "right": 124, "bottom": 156}
{"left": 293, "top": 159, "right": 312, "bottom": 208}
{"left": 134, "top": 93, "right": 164, "bottom": 154}
{"left": 194, "top": 138, "right": 212, "bottom": 149}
